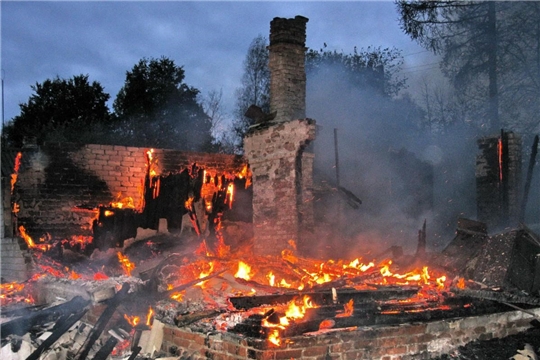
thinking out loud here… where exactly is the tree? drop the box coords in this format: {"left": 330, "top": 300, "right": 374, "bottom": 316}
{"left": 3, "top": 75, "right": 111, "bottom": 147}
{"left": 200, "top": 88, "right": 236, "bottom": 154}
{"left": 397, "top": 1, "right": 540, "bottom": 133}
{"left": 113, "top": 56, "right": 213, "bottom": 151}
{"left": 232, "top": 36, "right": 408, "bottom": 151}
{"left": 232, "top": 35, "right": 270, "bottom": 150}
{"left": 306, "top": 45, "right": 407, "bottom": 97}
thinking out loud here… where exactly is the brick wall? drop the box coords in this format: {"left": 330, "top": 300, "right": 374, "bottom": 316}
{"left": 269, "top": 16, "right": 309, "bottom": 122}
{"left": 244, "top": 119, "right": 316, "bottom": 256}
{"left": 0, "top": 237, "right": 33, "bottom": 281}
{"left": 160, "top": 307, "right": 539, "bottom": 360}
{"left": 476, "top": 131, "right": 522, "bottom": 229}
{"left": 13, "top": 143, "right": 246, "bottom": 240}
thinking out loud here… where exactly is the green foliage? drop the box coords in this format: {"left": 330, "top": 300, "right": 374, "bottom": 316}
{"left": 113, "top": 57, "right": 213, "bottom": 151}
{"left": 4, "top": 74, "right": 111, "bottom": 147}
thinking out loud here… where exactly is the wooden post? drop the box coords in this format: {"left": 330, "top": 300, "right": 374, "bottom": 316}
{"left": 520, "top": 135, "right": 539, "bottom": 223}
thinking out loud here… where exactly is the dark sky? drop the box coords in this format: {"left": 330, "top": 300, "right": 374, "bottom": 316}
{"left": 1, "top": 1, "right": 439, "bottom": 126}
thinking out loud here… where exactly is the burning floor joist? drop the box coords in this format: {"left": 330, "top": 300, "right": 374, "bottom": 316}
{"left": 3, "top": 220, "right": 540, "bottom": 360}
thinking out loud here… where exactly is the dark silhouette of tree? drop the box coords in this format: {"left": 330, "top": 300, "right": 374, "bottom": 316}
{"left": 232, "top": 35, "right": 270, "bottom": 151}
{"left": 232, "top": 36, "right": 408, "bottom": 151}
{"left": 397, "top": 1, "right": 540, "bottom": 133}
{"left": 3, "top": 74, "right": 111, "bottom": 147}
{"left": 113, "top": 56, "right": 213, "bottom": 151}
{"left": 306, "top": 45, "right": 407, "bottom": 98}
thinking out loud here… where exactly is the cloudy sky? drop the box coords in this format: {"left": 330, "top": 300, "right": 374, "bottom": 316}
{"left": 1, "top": 0, "right": 440, "bottom": 126}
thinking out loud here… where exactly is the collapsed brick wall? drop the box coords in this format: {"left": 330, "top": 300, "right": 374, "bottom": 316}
{"left": 159, "top": 308, "right": 539, "bottom": 360}
{"left": 0, "top": 237, "right": 33, "bottom": 281}
{"left": 476, "top": 132, "right": 522, "bottom": 230}
{"left": 244, "top": 119, "right": 316, "bottom": 256}
{"left": 13, "top": 143, "right": 246, "bottom": 240}
{"left": 269, "top": 16, "right": 309, "bottom": 122}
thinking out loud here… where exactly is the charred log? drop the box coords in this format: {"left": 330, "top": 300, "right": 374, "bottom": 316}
{"left": 26, "top": 308, "right": 88, "bottom": 360}
{"left": 75, "top": 283, "right": 130, "bottom": 360}
{"left": 91, "top": 336, "right": 118, "bottom": 360}
{"left": 0, "top": 295, "right": 90, "bottom": 340}
{"left": 229, "top": 286, "right": 420, "bottom": 310}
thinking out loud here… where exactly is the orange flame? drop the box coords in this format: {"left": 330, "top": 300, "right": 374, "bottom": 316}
{"left": 110, "top": 194, "right": 135, "bottom": 209}
{"left": 19, "top": 225, "right": 36, "bottom": 248}
{"left": 336, "top": 299, "right": 354, "bottom": 318}
{"left": 10, "top": 152, "right": 22, "bottom": 194}
{"left": 146, "top": 307, "right": 154, "bottom": 326}
{"left": 124, "top": 314, "right": 140, "bottom": 327}
{"left": 226, "top": 183, "right": 234, "bottom": 209}
{"left": 268, "top": 329, "right": 281, "bottom": 346}
{"left": 171, "top": 292, "right": 184, "bottom": 302}
{"left": 18, "top": 226, "right": 50, "bottom": 251}
{"left": 117, "top": 252, "right": 135, "bottom": 277}
{"left": 234, "top": 261, "right": 252, "bottom": 280}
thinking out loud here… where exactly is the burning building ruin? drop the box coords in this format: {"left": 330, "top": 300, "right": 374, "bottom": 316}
{"left": 2, "top": 15, "right": 540, "bottom": 360}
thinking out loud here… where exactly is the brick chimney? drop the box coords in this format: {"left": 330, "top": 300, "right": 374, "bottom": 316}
{"left": 244, "top": 16, "right": 316, "bottom": 256}
{"left": 268, "top": 15, "right": 309, "bottom": 122}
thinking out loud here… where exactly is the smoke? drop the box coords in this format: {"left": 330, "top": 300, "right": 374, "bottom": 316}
{"left": 305, "top": 63, "right": 479, "bottom": 257}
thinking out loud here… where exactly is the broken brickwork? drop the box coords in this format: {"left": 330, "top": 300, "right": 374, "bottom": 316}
{"left": 476, "top": 131, "right": 522, "bottom": 230}
{"left": 12, "top": 143, "right": 246, "bottom": 240}
{"left": 244, "top": 119, "right": 316, "bottom": 256}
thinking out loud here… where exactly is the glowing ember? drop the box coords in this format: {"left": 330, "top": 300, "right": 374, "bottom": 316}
{"left": 69, "top": 270, "right": 81, "bottom": 280}
{"left": 117, "top": 252, "right": 135, "bottom": 276}
{"left": 0, "top": 282, "right": 34, "bottom": 306}
{"left": 171, "top": 292, "right": 184, "bottom": 302}
{"left": 234, "top": 261, "right": 252, "bottom": 280}
{"left": 498, "top": 136, "right": 504, "bottom": 182}
{"left": 67, "top": 235, "right": 93, "bottom": 251}
{"left": 93, "top": 271, "right": 109, "bottom": 280}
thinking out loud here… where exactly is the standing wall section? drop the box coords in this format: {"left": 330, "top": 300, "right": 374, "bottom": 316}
{"left": 13, "top": 143, "right": 246, "bottom": 240}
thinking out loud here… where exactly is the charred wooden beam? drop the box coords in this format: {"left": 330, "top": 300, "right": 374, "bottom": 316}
{"left": 75, "top": 283, "right": 131, "bottom": 360}
{"left": 175, "top": 310, "right": 222, "bottom": 327}
{"left": 520, "top": 134, "right": 539, "bottom": 223}
{"left": 416, "top": 219, "right": 427, "bottom": 257}
{"left": 127, "top": 346, "right": 142, "bottom": 360}
{"left": 91, "top": 336, "right": 118, "bottom": 360}
{"left": 229, "top": 286, "right": 419, "bottom": 310}
{"left": 452, "top": 288, "right": 540, "bottom": 306}
{"left": 0, "top": 295, "right": 90, "bottom": 339}
{"left": 26, "top": 308, "right": 87, "bottom": 360}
